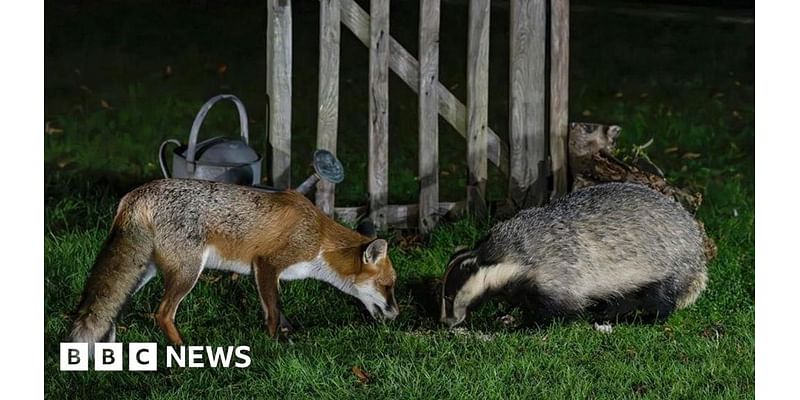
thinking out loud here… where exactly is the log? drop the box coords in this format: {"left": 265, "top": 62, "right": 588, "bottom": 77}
{"left": 568, "top": 122, "right": 704, "bottom": 214}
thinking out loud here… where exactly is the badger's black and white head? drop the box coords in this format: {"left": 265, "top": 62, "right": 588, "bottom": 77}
{"left": 440, "top": 247, "right": 521, "bottom": 327}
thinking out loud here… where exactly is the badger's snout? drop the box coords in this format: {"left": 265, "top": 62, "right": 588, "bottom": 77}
{"left": 440, "top": 297, "right": 467, "bottom": 327}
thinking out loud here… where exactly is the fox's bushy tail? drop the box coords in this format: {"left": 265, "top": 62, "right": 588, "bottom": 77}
{"left": 69, "top": 223, "right": 154, "bottom": 352}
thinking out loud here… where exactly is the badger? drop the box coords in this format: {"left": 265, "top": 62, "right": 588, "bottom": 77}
{"left": 440, "top": 182, "right": 709, "bottom": 331}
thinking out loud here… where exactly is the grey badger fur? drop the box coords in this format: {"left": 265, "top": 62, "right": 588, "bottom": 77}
{"left": 440, "top": 182, "right": 709, "bottom": 328}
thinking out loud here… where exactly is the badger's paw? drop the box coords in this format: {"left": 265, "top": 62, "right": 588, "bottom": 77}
{"left": 593, "top": 322, "right": 614, "bottom": 334}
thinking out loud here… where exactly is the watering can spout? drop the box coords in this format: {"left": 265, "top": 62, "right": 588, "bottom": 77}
{"left": 294, "top": 149, "right": 344, "bottom": 195}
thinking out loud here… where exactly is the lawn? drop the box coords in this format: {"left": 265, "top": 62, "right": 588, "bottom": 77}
{"left": 44, "top": 1, "right": 754, "bottom": 398}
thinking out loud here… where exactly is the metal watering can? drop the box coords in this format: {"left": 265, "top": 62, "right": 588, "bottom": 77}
{"left": 158, "top": 94, "right": 345, "bottom": 194}
{"left": 159, "top": 94, "right": 261, "bottom": 185}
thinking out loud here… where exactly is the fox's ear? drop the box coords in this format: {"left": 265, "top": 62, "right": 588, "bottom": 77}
{"left": 363, "top": 239, "right": 388, "bottom": 265}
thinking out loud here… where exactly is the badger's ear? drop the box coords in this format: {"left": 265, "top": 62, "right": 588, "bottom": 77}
{"left": 363, "top": 239, "right": 388, "bottom": 265}
{"left": 356, "top": 219, "right": 377, "bottom": 239}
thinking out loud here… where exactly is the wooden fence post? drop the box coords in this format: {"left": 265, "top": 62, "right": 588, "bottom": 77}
{"left": 268, "top": 0, "right": 292, "bottom": 189}
{"left": 508, "top": 0, "right": 547, "bottom": 209}
{"left": 337, "top": 0, "right": 509, "bottom": 177}
{"left": 316, "top": 0, "right": 340, "bottom": 216}
{"left": 467, "top": 0, "right": 490, "bottom": 217}
{"left": 418, "top": 0, "right": 440, "bottom": 233}
{"left": 550, "top": 0, "right": 570, "bottom": 198}
{"left": 369, "top": 0, "right": 389, "bottom": 229}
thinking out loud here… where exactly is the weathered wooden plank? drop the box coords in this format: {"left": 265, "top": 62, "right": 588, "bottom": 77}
{"left": 368, "top": 0, "right": 389, "bottom": 229}
{"left": 418, "top": 0, "right": 441, "bottom": 233}
{"left": 268, "top": 0, "right": 292, "bottom": 189}
{"left": 265, "top": 0, "right": 272, "bottom": 179}
{"left": 337, "top": 0, "right": 508, "bottom": 176}
{"left": 466, "top": 0, "right": 490, "bottom": 217}
{"left": 315, "top": 0, "right": 341, "bottom": 216}
{"left": 335, "top": 202, "right": 463, "bottom": 228}
{"left": 550, "top": 0, "right": 570, "bottom": 198}
{"left": 508, "top": 0, "right": 547, "bottom": 208}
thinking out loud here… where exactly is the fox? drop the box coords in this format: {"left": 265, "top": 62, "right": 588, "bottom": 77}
{"left": 69, "top": 179, "right": 399, "bottom": 351}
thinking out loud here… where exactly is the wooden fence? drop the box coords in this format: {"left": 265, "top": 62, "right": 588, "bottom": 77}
{"left": 266, "top": 0, "right": 569, "bottom": 232}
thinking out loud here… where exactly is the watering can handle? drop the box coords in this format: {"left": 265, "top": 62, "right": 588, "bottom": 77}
{"left": 185, "top": 94, "right": 249, "bottom": 172}
{"left": 159, "top": 139, "right": 182, "bottom": 178}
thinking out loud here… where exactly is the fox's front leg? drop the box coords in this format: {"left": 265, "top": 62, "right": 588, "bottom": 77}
{"left": 253, "top": 257, "right": 284, "bottom": 339}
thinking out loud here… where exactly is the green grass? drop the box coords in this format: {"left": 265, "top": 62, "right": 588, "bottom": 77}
{"left": 45, "top": 1, "right": 753, "bottom": 398}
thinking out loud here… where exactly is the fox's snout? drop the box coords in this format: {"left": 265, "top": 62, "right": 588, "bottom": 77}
{"left": 377, "top": 304, "right": 400, "bottom": 321}
{"left": 359, "top": 284, "right": 400, "bottom": 321}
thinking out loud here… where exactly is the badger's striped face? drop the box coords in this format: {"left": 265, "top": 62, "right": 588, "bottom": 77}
{"left": 440, "top": 248, "right": 479, "bottom": 327}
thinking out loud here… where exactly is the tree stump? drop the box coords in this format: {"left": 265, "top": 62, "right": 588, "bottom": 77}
{"left": 568, "top": 122, "right": 716, "bottom": 260}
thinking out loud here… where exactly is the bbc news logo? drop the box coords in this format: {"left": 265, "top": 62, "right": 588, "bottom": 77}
{"left": 60, "top": 343, "right": 251, "bottom": 371}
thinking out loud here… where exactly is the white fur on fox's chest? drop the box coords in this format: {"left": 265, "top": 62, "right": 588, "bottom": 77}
{"left": 200, "top": 246, "right": 341, "bottom": 283}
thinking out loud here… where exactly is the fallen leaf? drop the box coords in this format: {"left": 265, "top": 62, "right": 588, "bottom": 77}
{"left": 664, "top": 147, "right": 679, "bottom": 154}
{"left": 352, "top": 366, "right": 371, "bottom": 385}
{"left": 45, "top": 121, "right": 63, "bottom": 135}
{"left": 682, "top": 152, "right": 701, "bottom": 160}
{"left": 100, "top": 99, "right": 113, "bottom": 110}
{"left": 663, "top": 326, "right": 675, "bottom": 339}
{"left": 632, "top": 384, "right": 648, "bottom": 396}
{"left": 57, "top": 158, "right": 74, "bottom": 168}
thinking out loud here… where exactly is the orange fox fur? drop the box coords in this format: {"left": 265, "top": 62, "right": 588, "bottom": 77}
{"left": 70, "top": 179, "right": 398, "bottom": 350}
